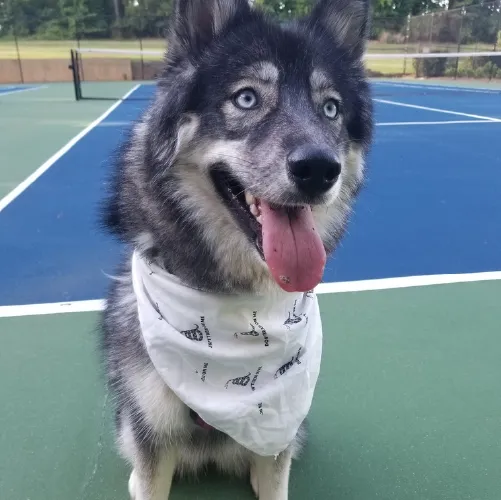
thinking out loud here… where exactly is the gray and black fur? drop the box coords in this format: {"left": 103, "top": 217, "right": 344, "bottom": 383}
{"left": 101, "top": 0, "right": 373, "bottom": 498}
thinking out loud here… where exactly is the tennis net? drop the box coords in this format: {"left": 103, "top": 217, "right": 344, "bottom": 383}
{"left": 70, "top": 47, "right": 501, "bottom": 101}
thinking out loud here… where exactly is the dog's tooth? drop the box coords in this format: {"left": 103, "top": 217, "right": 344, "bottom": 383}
{"left": 245, "top": 191, "right": 255, "bottom": 206}
{"left": 256, "top": 215, "right": 262, "bottom": 225}
{"left": 250, "top": 204, "right": 259, "bottom": 217}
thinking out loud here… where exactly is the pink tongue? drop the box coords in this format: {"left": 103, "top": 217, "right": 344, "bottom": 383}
{"left": 260, "top": 201, "right": 326, "bottom": 292}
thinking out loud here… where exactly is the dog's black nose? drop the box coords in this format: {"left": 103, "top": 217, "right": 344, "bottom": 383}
{"left": 287, "top": 146, "right": 341, "bottom": 197}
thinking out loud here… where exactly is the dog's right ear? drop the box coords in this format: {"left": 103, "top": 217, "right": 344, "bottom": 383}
{"left": 308, "top": 0, "right": 371, "bottom": 59}
{"left": 167, "top": 0, "right": 251, "bottom": 61}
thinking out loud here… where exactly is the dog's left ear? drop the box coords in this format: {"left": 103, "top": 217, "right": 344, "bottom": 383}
{"left": 167, "top": 0, "right": 251, "bottom": 61}
{"left": 308, "top": 0, "right": 371, "bottom": 59}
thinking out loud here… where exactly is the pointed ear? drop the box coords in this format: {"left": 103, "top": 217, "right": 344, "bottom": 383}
{"left": 167, "top": 0, "right": 251, "bottom": 61}
{"left": 309, "top": 0, "right": 370, "bottom": 59}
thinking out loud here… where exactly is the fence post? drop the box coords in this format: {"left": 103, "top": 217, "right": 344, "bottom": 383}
{"left": 75, "top": 20, "right": 84, "bottom": 81}
{"left": 428, "top": 13, "right": 434, "bottom": 45}
{"left": 139, "top": 37, "right": 145, "bottom": 81}
{"left": 454, "top": 9, "right": 464, "bottom": 79}
{"left": 13, "top": 30, "right": 24, "bottom": 84}
{"left": 403, "top": 13, "right": 411, "bottom": 75}
{"left": 490, "top": 0, "right": 501, "bottom": 81}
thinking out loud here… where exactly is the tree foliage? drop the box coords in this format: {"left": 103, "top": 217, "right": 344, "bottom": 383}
{"left": 0, "top": 0, "right": 499, "bottom": 41}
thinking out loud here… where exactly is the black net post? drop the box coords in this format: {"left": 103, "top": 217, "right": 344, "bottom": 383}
{"left": 69, "top": 50, "right": 82, "bottom": 101}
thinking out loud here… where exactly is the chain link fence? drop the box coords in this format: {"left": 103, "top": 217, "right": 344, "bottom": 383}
{"left": 369, "top": 1, "right": 501, "bottom": 79}
{"left": 1, "top": 2, "right": 501, "bottom": 83}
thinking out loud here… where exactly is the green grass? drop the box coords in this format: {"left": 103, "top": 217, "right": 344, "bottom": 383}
{"left": 0, "top": 38, "right": 166, "bottom": 59}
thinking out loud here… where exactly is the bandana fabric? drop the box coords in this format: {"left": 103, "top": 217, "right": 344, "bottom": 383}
{"left": 131, "top": 251, "right": 323, "bottom": 457}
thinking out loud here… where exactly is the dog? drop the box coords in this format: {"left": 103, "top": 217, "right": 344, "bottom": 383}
{"left": 100, "top": 0, "right": 373, "bottom": 499}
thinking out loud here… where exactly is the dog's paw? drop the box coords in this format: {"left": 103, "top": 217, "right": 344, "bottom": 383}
{"left": 250, "top": 464, "right": 259, "bottom": 498}
{"left": 128, "top": 470, "right": 137, "bottom": 499}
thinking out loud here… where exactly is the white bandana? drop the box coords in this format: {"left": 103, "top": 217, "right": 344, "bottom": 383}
{"left": 131, "top": 250, "right": 323, "bottom": 457}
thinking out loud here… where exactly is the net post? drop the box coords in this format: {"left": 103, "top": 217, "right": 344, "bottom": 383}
{"left": 69, "top": 49, "right": 82, "bottom": 101}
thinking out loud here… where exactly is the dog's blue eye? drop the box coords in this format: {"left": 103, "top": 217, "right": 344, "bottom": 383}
{"left": 323, "top": 99, "right": 339, "bottom": 120}
{"left": 234, "top": 89, "right": 258, "bottom": 110}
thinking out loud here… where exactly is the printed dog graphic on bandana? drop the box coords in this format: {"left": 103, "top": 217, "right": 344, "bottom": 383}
{"left": 284, "top": 300, "right": 308, "bottom": 330}
{"left": 234, "top": 312, "right": 270, "bottom": 346}
{"left": 181, "top": 324, "right": 204, "bottom": 341}
{"left": 274, "top": 348, "right": 302, "bottom": 379}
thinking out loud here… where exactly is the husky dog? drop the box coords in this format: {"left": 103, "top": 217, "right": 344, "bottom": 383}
{"left": 101, "top": 0, "right": 373, "bottom": 498}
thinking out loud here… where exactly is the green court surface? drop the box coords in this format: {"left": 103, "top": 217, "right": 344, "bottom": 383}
{"left": 2, "top": 283, "right": 501, "bottom": 499}
{"left": 2, "top": 81, "right": 501, "bottom": 500}
{"left": 0, "top": 82, "right": 136, "bottom": 198}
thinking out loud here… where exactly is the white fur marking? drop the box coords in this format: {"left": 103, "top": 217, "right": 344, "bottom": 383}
{"left": 240, "top": 61, "right": 279, "bottom": 83}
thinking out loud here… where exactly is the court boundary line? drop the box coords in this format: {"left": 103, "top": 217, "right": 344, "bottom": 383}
{"left": 376, "top": 119, "right": 496, "bottom": 126}
{"left": 373, "top": 81, "right": 500, "bottom": 94}
{"left": 1, "top": 271, "right": 500, "bottom": 318}
{"left": 375, "top": 98, "right": 501, "bottom": 122}
{"left": 0, "top": 85, "right": 46, "bottom": 97}
{"left": 0, "top": 84, "right": 140, "bottom": 213}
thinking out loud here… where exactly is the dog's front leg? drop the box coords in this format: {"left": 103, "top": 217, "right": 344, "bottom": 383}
{"left": 250, "top": 450, "right": 292, "bottom": 500}
{"left": 128, "top": 447, "right": 177, "bottom": 500}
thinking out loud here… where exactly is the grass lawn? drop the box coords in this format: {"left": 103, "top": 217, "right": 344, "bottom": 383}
{"left": 0, "top": 38, "right": 166, "bottom": 60}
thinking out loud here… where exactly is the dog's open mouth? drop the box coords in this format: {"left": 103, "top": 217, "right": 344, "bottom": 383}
{"left": 210, "top": 167, "right": 326, "bottom": 293}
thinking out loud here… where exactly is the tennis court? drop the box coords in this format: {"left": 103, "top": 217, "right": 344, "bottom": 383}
{"left": 1, "top": 79, "right": 501, "bottom": 500}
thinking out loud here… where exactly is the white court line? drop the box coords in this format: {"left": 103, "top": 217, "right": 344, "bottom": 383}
{"left": 0, "top": 85, "right": 46, "bottom": 97}
{"left": 375, "top": 98, "right": 501, "bottom": 123}
{"left": 0, "top": 300, "right": 105, "bottom": 318}
{"left": 1, "top": 271, "right": 500, "bottom": 318}
{"left": 97, "top": 121, "right": 132, "bottom": 127}
{"left": 0, "top": 84, "right": 140, "bottom": 213}
{"left": 315, "top": 271, "right": 501, "bottom": 294}
{"left": 373, "top": 81, "right": 500, "bottom": 94}
{"left": 376, "top": 119, "right": 497, "bottom": 126}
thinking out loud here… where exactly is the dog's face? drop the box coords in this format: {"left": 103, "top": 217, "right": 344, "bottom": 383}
{"left": 107, "top": 0, "right": 373, "bottom": 294}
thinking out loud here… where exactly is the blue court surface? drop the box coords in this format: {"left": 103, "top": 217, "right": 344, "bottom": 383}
{"left": 1, "top": 80, "right": 501, "bottom": 306}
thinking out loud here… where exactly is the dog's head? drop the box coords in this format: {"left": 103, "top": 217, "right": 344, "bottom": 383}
{"left": 106, "top": 0, "right": 373, "bottom": 294}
